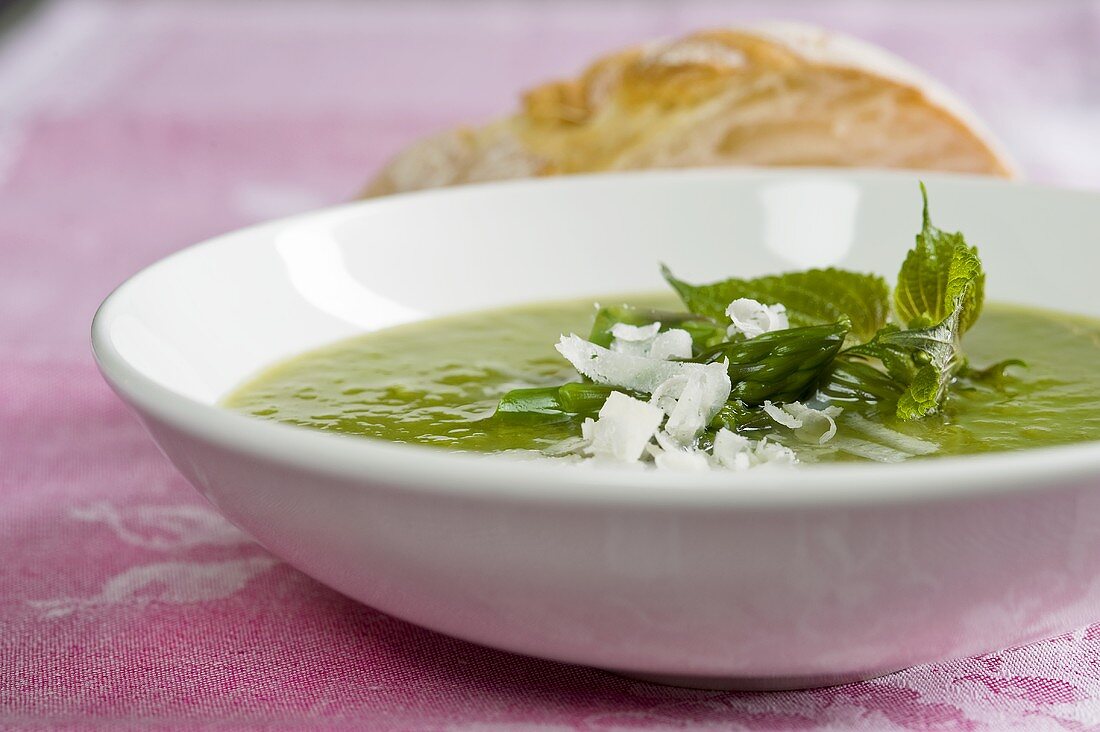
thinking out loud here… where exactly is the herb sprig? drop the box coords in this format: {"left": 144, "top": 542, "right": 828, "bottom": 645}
{"left": 493, "top": 184, "right": 1015, "bottom": 433}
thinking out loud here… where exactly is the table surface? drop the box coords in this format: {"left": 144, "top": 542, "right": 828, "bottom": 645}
{"left": 3, "top": 1, "right": 1100, "bottom": 729}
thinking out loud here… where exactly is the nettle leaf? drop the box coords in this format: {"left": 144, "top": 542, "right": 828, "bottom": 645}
{"left": 894, "top": 183, "right": 985, "bottom": 333}
{"left": 842, "top": 297, "right": 967, "bottom": 420}
{"left": 662, "top": 265, "right": 889, "bottom": 343}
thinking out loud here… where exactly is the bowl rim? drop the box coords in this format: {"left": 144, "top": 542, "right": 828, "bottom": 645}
{"left": 91, "top": 167, "right": 1100, "bottom": 509}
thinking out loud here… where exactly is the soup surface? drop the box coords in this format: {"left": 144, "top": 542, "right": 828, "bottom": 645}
{"left": 225, "top": 298, "right": 1100, "bottom": 462}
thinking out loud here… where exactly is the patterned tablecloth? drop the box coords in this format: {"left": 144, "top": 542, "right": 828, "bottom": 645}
{"left": 3, "top": 1, "right": 1100, "bottom": 729}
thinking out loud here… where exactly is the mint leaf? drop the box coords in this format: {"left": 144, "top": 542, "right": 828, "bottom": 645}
{"left": 695, "top": 320, "right": 850, "bottom": 405}
{"left": 894, "top": 183, "right": 985, "bottom": 333}
{"left": 662, "top": 265, "right": 889, "bottom": 343}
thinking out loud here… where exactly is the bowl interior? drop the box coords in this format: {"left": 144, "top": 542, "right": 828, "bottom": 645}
{"left": 96, "top": 169, "right": 1100, "bottom": 409}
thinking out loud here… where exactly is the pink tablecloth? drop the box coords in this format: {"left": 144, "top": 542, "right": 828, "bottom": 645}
{"left": 3, "top": 1, "right": 1100, "bottom": 729}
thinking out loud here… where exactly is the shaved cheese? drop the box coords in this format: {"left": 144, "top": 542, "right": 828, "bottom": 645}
{"left": 753, "top": 438, "right": 799, "bottom": 467}
{"left": 726, "top": 298, "right": 789, "bottom": 339}
{"left": 712, "top": 428, "right": 798, "bottom": 470}
{"left": 650, "top": 374, "right": 688, "bottom": 415}
{"left": 652, "top": 446, "right": 713, "bottom": 471}
{"left": 647, "top": 431, "right": 713, "bottom": 471}
{"left": 711, "top": 428, "right": 754, "bottom": 471}
{"left": 610, "top": 324, "right": 694, "bottom": 360}
{"left": 610, "top": 322, "right": 663, "bottom": 356}
{"left": 658, "top": 366, "right": 732, "bottom": 445}
{"left": 762, "top": 400, "right": 842, "bottom": 444}
{"left": 762, "top": 401, "right": 802, "bottom": 428}
{"left": 555, "top": 324, "right": 811, "bottom": 474}
{"left": 581, "top": 391, "right": 664, "bottom": 462}
{"left": 610, "top": 322, "right": 662, "bottom": 341}
{"left": 649, "top": 328, "right": 693, "bottom": 360}
{"left": 556, "top": 334, "right": 718, "bottom": 395}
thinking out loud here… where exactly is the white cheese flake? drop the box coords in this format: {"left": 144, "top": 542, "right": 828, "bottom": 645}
{"left": 712, "top": 428, "right": 754, "bottom": 471}
{"left": 649, "top": 328, "right": 694, "bottom": 360}
{"left": 610, "top": 322, "right": 662, "bottom": 342}
{"left": 555, "top": 316, "right": 812, "bottom": 474}
{"left": 556, "top": 334, "right": 716, "bottom": 395}
{"left": 647, "top": 431, "right": 712, "bottom": 471}
{"left": 655, "top": 365, "right": 732, "bottom": 446}
{"left": 762, "top": 400, "right": 843, "bottom": 444}
{"left": 726, "top": 298, "right": 789, "bottom": 339}
{"left": 581, "top": 391, "right": 664, "bottom": 462}
{"left": 762, "top": 401, "right": 802, "bottom": 428}
{"left": 609, "top": 323, "right": 694, "bottom": 360}
{"left": 712, "top": 428, "right": 798, "bottom": 470}
{"left": 610, "top": 322, "right": 663, "bottom": 356}
{"left": 752, "top": 438, "right": 799, "bottom": 467}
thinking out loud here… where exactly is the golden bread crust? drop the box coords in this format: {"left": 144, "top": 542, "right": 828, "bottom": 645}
{"left": 363, "top": 25, "right": 1015, "bottom": 197}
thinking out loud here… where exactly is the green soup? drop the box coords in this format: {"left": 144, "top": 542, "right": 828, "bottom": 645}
{"left": 224, "top": 298, "right": 1100, "bottom": 462}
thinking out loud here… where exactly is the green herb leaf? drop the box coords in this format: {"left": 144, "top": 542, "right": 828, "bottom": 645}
{"left": 843, "top": 296, "right": 967, "bottom": 420}
{"left": 893, "top": 183, "right": 985, "bottom": 333}
{"left": 695, "top": 320, "right": 850, "bottom": 405}
{"left": 662, "top": 265, "right": 889, "bottom": 343}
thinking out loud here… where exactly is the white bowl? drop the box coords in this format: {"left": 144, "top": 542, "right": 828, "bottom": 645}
{"left": 93, "top": 169, "right": 1100, "bottom": 690}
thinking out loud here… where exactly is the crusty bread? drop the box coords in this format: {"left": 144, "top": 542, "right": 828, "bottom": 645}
{"left": 363, "top": 23, "right": 1016, "bottom": 197}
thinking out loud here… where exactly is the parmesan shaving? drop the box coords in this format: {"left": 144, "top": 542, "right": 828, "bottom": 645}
{"left": 649, "top": 328, "right": 693, "bottom": 360}
{"left": 657, "top": 367, "right": 732, "bottom": 445}
{"left": 610, "top": 322, "right": 662, "bottom": 341}
{"left": 556, "top": 334, "right": 716, "bottom": 394}
{"left": 648, "top": 431, "right": 713, "bottom": 471}
{"left": 726, "top": 298, "right": 789, "bottom": 339}
{"left": 712, "top": 428, "right": 798, "bottom": 470}
{"left": 610, "top": 322, "right": 663, "bottom": 356}
{"left": 609, "top": 324, "right": 693, "bottom": 360}
{"left": 762, "top": 400, "right": 842, "bottom": 444}
{"left": 555, "top": 312, "right": 808, "bottom": 473}
{"left": 581, "top": 391, "right": 664, "bottom": 462}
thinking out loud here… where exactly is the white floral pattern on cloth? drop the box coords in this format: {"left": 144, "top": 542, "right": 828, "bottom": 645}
{"left": 69, "top": 502, "right": 249, "bottom": 550}
{"left": 27, "top": 503, "right": 277, "bottom": 618}
{"left": 4, "top": 0, "right": 1100, "bottom": 729}
{"left": 30, "top": 556, "right": 279, "bottom": 619}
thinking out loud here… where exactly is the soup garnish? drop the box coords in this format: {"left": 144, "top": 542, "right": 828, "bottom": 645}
{"left": 482, "top": 184, "right": 1016, "bottom": 468}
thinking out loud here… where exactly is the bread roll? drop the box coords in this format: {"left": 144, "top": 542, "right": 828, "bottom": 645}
{"left": 363, "top": 23, "right": 1016, "bottom": 197}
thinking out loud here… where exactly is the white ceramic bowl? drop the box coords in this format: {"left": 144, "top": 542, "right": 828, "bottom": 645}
{"left": 93, "top": 169, "right": 1100, "bottom": 690}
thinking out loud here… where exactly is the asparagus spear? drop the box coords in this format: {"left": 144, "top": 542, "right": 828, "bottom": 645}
{"left": 494, "top": 383, "right": 622, "bottom": 423}
{"left": 694, "top": 320, "right": 850, "bottom": 404}
{"left": 588, "top": 304, "right": 725, "bottom": 351}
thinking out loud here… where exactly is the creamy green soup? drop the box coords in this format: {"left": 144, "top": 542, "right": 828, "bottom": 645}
{"left": 225, "top": 298, "right": 1100, "bottom": 462}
